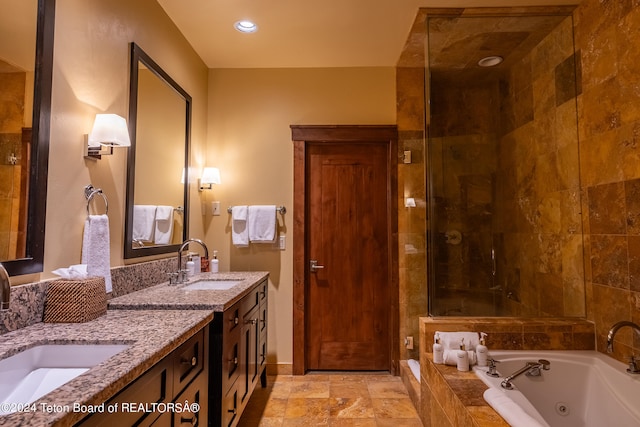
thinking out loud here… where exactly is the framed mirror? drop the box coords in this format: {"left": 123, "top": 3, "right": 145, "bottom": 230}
{"left": 124, "top": 43, "right": 191, "bottom": 259}
{"left": 0, "top": 0, "right": 54, "bottom": 276}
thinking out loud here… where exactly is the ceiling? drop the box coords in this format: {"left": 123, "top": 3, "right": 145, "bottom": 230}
{"left": 157, "top": 0, "right": 581, "bottom": 69}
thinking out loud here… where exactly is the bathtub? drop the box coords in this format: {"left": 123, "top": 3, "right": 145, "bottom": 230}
{"left": 473, "top": 350, "right": 640, "bottom": 427}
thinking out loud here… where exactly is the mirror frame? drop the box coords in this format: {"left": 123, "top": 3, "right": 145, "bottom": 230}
{"left": 124, "top": 42, "right": 191, "bottom": 259}
{"left": 3, "top": 0, "right": 55, "bottom": 276}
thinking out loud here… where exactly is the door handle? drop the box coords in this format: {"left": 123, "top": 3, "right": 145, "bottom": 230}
{"left": 310, "top": 260, "right": 325, "bottom": 272}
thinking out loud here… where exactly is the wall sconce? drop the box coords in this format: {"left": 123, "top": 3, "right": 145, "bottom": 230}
{"left": 198, "top": 167, "right": 221, "bottom": 191}
{"left": 405, "top": 197, "right": 416, "bottom": 208}
{"left": 84, "top": 114, "right": 131, "bottom": 160}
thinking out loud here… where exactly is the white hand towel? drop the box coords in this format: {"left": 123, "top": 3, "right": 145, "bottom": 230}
{"left": 436, "top": 331, "right": 480, "bottom": 351}
{"left": 81, "top": 214, "right": 112, "bottom": 293}
{"left": 232, "top": 205, "right": 249, "bottom": 247}
{"left": 154, "top": 205, "right": 174, "bottom": 245}
{"left": 483, "top": 388, "right": 546, "bottom": 427}
{"left": 248, "top": 205, "right": 277, "bottom": 243}
{"left": 132, "top": 205, "right": 156, "bottom": 242}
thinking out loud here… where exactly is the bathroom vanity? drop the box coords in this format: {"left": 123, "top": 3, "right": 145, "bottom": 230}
{"left": 0, "top": 272, "right": 268, "bottom": 427}
{"left": 0, "top": 310, "right": 212, "bottom": 427}
{"left": 108, "top": 271, "right": 269, "bottom": 427}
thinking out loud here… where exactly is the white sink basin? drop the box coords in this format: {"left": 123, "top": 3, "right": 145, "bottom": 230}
{"left": 181, "top": 280, "right": 242, "bottom": 291}
{"left": 0, "top": 344, "right": 129, "bottom": 414}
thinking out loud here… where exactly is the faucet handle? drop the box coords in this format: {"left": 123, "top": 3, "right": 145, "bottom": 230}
{"left": 486, "top": 358, "right": 500, "bottom": 377}
{"left": 627, "top": 356, "right": 640, "bottom": 374}
{"left": 167, "top": 273, "right": 178, "bottom": 285}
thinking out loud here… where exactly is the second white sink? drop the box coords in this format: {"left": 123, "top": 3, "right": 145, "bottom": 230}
{"left": 0, "top": 344, "right": 129, "bottom": 414}
{"left": 180, "top": 280, "right": 242, "bottom": 291}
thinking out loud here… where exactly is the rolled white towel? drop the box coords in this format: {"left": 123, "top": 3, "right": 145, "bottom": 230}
{"left": 436, "top": 331, "right": 480, "bottom": 350}
{"left": 442, "top": 349, "right": 477, "bottom": 366}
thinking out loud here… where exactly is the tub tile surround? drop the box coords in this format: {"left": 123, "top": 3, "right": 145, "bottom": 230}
{"left": 417, "top": 317, "right": 595, "bottom": 426}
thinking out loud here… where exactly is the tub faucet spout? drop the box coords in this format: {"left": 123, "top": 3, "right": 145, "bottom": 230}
{"left": 0, "top": 263, "right": 10, "bottom": 311}
{"left": 606, "top": 321, "right": 640, "bottom": 353}
{"left": 500, "top": 359, "right": 550, "bottom": 390}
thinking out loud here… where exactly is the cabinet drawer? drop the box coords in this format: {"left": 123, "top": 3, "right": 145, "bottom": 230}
{"left": 173, "top": 329, "right": 205, "bottom": 395}
{"left": 222, "top": 326, "right": 241, "bottom": 392}
{"left": 221, "top": 381, "right": 239, "bottom": 427}
{"left": 241, "top": 287, "right": 260, "bottom": 320}
{"left": 258, "top": 280, "right": 267, "bottom": 305}
{"left": 173, "top": 373, "right": 208, "bottom": 427}
{"left": 78, "top": 358, "right": 172, "bottom": 427}
{"left": 224, "top": 302, "right": 241, "bottom": 334}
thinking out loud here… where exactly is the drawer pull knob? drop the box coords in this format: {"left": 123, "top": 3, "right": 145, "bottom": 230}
{"left": 232, "top": 316, "right": 239, "bottom": 325}
{"left": 182, "top": 356, "right": 197, "bottom": 366}
{"left": 180, "top": 415, "right": 196, "bottom": 426}
{"left": 246, "top": 319, "right": 257, "bottom": 325}
{"left": 229, "top": 357, "right": 238, "bottom": 365}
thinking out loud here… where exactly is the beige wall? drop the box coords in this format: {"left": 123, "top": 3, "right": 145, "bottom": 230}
{"left": 21, "top": 0, "right": 208, "bottom": 285}
{"left": 206, "top": 67, "right": 396, "bottom": 365}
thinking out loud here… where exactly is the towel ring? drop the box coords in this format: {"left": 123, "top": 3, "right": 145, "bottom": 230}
{"left": 84, "top": 184, "right": 109, "bottom": 215}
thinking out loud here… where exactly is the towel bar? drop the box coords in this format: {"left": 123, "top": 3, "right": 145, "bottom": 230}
{"left": 227, "top": 205, "right": 286, "bottom": 215}
{"left": 84, "top": 184, "right": 108, "bottom": 215}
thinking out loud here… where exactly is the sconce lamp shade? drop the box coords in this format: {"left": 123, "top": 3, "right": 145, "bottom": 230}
{"left": 88, "top": 114, "right": 131, "bottom": 148}
{"left": 199, "top": 167, "right": 221, "bottom": 191}
{"left": 201, "top": 167, "right": 221, "bottom": 185}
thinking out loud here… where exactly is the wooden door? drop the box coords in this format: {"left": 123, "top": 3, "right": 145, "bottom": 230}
{"left": 292, "top": 125, "right": 398, "bottom": 374}
{"left": 306, "top": 142, "right": 390, "bottom": 370}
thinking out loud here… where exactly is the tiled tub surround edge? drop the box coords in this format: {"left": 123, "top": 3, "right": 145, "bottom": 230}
{"left": 0, "top": 309, "right": 213, "bottom": 427}
{"left": 418, "top": 317, "right": 596, "bottom": 427}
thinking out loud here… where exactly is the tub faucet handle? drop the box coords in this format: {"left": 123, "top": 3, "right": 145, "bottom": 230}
{"left": 627, "top": 356, "right": 640, "bottom": 374}
{"left": 486, "top": 358, "right": 500, "bottom": 377}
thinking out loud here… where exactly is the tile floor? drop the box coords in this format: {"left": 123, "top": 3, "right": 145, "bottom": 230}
{"left": 238, "top": 372, "right": 423, "bottom": 426}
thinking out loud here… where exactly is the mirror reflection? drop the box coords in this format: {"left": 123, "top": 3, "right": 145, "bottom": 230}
{"left": 124, "top": 43, "right": 190, "bottom": 259}
{"left": 0, "top": 0, "right": 53, "bottom": 275}
{"left": 0, "top": 1, "right": 36, "bottom": 262}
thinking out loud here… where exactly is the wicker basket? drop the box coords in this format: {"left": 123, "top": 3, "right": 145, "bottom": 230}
{"left": 44, "top": 277, "right": 107, "bottom": 323}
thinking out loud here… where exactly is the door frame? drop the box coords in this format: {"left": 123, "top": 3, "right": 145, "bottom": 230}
{"left": 291, "top": 125, "right": 399, "bottom": 375}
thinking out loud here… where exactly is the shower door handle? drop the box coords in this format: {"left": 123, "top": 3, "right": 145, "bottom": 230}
{"left": 310, "top": 260, "right": 325, "bottom": 272}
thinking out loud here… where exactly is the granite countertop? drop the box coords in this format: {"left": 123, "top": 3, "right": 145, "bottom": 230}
{"left": 0, "top": 309, "right": 213, "bottom": 427}
{"left": 108, "top": 271, "right": 269, "bottom": 311}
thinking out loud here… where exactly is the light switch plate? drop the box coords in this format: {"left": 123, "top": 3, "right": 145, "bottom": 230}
{"left": 212, "top": 201, "right": 221, "bottom": 216}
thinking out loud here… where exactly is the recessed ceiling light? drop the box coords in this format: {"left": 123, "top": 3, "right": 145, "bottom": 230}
{"left": 478, "top": 56, "right": 503, "bottom": 67}
{"left": 234, "top": 20, "right": 258, "bottom": 33}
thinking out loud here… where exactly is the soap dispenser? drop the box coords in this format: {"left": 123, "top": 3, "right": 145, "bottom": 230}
{"left": 211, "top": 250, "right": 219, "bottom": 273}
{"left": 433, "top": 333, "right": 444, "bottom": 364}
{"left": 456, "top": 338, "right": 469, "bottom": 372}
{"left": 476, "top": 332, "right": 489, "bottom": 367}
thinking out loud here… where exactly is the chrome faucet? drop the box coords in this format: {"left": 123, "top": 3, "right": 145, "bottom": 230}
{"left": 606, "top": 321, "right": 640, "bottom": 374}
{"left": 0, "top": 262, "right": 10, "bottom": 311}
{"left": 169, "top": 238, "right": 209, "bottom": 285}
{"left": 500, "top": 359, "right": 550, "bottom": 390}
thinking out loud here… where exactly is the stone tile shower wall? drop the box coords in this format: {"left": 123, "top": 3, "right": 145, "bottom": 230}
{"left": 396, "top": 9, "right": 429, "bottom": 360}
{"left": 495, "top": 16, "right": 584, "bottom": 317}
{"left": 574, "top": 0, "right": 640, "bottom": 360}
